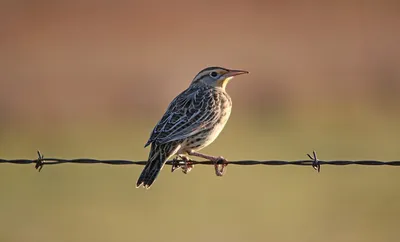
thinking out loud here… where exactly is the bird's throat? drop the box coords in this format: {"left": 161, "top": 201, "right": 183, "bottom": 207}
{"left": 218, "top": 77, "right": 233, "bottom": 90}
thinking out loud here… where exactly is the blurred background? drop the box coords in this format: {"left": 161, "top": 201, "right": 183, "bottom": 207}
{"left": 1, "top": 1, "right": 400, "bottom": 242}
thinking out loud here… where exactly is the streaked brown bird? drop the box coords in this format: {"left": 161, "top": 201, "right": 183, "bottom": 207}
{"left": 136, "top": 66, "right": 249, "bottom": 189}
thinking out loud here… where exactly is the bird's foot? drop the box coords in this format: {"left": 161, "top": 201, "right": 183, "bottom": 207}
{"left": 171, "top": 155, "right": 194, "bottom": 174}
{"left": 186, "top": 150, "right": 228, "bottom": 177}
{"left": 212, "top": 156, "right": 228, "bottom": 177}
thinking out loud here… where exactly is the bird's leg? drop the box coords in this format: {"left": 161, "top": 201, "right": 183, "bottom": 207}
{"left": 187, "top": 151, "right": 228, "bottom": 176}
{"left": 171, "top": 154, "right": 194, "bottom": 174}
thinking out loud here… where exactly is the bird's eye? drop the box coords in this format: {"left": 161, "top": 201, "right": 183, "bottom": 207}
{"left": 210, "top": 71, "right": 218, "bottom": 78}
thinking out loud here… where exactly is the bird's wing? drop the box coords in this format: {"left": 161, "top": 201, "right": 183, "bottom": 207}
{"left": 145, "top": 87, "right": 221, "bottom": 147}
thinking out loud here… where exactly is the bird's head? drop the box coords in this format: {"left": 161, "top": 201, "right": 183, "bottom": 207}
{"left": 190, "top": 66, "right": 249, "bottom": 90}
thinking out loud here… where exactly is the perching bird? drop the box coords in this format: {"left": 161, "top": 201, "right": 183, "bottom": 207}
{"left": 136, "top": 66, "right": 249, "bottom": 189}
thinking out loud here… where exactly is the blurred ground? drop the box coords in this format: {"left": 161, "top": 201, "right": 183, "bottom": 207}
{"left": 1, "top": 1, "right": 400, "bottom": 242}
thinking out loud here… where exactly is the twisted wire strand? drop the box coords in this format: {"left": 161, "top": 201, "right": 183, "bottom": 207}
{"left": 1, "top": 151, "right": 400, "bottom": 172}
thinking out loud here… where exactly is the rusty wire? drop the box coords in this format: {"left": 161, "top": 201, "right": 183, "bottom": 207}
{"left": 1, "top": 150, "right": 400, "bottom": 173}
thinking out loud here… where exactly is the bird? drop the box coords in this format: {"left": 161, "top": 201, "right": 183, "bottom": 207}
{"left": 136, "top": 66, "right": 249, "bottom": 189}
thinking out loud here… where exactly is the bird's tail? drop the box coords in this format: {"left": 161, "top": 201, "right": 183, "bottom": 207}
{"left": 136, "top": 142, "right": 179, "bottom": 189}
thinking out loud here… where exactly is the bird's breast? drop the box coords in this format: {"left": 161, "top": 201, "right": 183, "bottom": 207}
{"left": 180, "top": 90, "right": 232, "bottom": 152}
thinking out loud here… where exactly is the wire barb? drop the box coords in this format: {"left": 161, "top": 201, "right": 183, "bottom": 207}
{"left": 35, "top": 150, "right": 45, "bottom": 172}
{"left": 307, "top": 150, "right": 321, "bottom": 172}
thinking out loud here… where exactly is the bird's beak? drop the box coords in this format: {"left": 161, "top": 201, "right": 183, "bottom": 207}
{"left": 225, "top": 69, "right": 249, "bottom": 78}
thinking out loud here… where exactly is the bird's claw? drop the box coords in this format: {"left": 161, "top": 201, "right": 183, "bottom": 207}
{"left": 214, "top": 156, "right": 228, "bottom": 176}
{"left": 171, "top": 156, "right": 194, "bottom": 174}
{"left": 181, "top": 163, "right": 194, "bottom": 174}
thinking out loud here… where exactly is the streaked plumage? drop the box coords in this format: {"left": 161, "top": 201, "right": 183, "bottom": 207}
{"left": 136, "top": 66, "right": 249, "bottom": 189}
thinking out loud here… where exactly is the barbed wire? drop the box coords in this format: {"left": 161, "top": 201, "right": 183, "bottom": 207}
{"left": 1, "top": 151, "right": 400, "bottom": 174}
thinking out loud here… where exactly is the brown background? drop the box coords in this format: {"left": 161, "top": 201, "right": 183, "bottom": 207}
{"left": 1, "top": 1, "right": 400, "bottom": 242}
